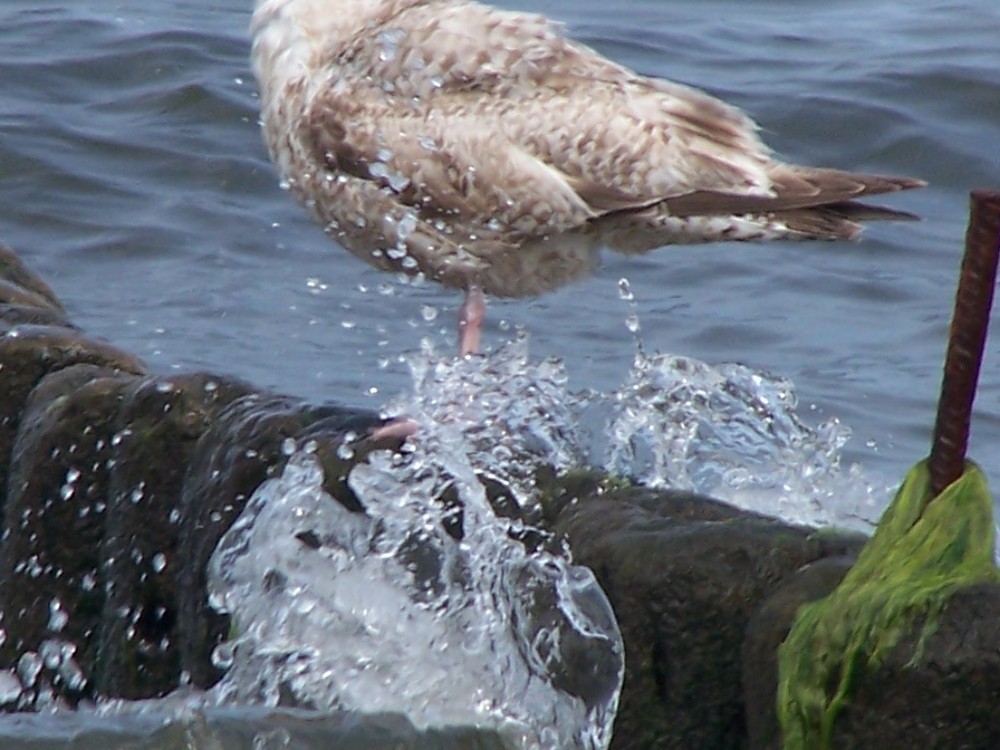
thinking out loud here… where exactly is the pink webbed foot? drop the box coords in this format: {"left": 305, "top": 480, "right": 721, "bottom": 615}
{"left": 366, "top": 417, "right": 420, "bottom": 444}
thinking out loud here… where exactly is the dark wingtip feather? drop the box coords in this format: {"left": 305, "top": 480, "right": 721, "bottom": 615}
{"left": 825, "top": 199, "right": 923, "bottom": 222}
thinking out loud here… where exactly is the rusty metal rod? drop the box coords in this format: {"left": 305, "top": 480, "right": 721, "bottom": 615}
{"left": 929, "top": 190, "right": 1000, "bottom": 496}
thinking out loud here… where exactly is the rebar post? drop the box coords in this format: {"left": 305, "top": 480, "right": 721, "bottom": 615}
{"left": 929, "top": 190, "right": 1000, "bottom": 497}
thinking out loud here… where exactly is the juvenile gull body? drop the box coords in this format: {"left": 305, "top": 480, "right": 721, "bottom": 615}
{"left": 251, "top": 0, "right": 924, "bottom": 353}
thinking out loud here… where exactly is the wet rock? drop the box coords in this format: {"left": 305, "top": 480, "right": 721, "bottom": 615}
{"left": 546, "top": 478, "right": 865, "bottom": 750}
{"left": 0, "top": 365, "right": 140, "bottom": 706}
{"left": 0, "top": 326, "right": 145, "bottom": 520}
{"left": 0, "top": 281, "right": 64, "bottom": 313}
{"left": 0, "top": 304, "right": 74, "bottom": 331}
{"left": 0, "top": 354, "right": 389, "bottom": 704}
{"left": 747, "top": 580, "right": 1000, "bottom": 750}
{"left": 831, "top": 581, "right": 1000, "bottom": 749}
{"left": 0, "top": 243, "right": 64, "bottom": 314}
{"left": 0, "top": 706, "right": 509, "bottom": 750}
{"left": 742, "top": 555, "right": 856, "bottom": 749}
{"left": 93, "top": 372, "right": 257, "bottom": 699}
{"left": 0, "top": 243, "right": 72, "bottom": 332}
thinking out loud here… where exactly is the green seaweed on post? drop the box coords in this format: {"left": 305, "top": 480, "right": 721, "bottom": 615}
{"left": 777, "top": 459, "right": 1000, "bottom": 749}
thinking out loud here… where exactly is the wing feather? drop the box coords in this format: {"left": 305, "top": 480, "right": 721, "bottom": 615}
{"left": 307, "top": 0, "right": 781, "bottom": 220}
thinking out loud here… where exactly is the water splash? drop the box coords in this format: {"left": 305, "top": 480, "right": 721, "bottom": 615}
{"left": 604, "top": 350, "right": 887, "bottom": 529}
{"left": 0, "top": 323, "right": 895, "bottom": 736}
{"left": 381, "top": 335, "right": 587, "bottom": 507}
{"left": 206, "top": 339, "right": 625, "bottom": 749}
{"left": 200, "top": 332, "right": 891, "bottom": 746}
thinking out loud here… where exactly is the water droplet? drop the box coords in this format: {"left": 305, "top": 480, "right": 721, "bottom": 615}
{"left": 16, "top": 652, "right": 42, "bottom": 689}
{"left": 47, "top": 598, "right": 68, "bottom": 632}
{"left": 129, "top": 482, "right": 145, "bottom": 504}
{"left": 211, "top": 641, "right": 236, "bottom": 670}
{"left": 152, "top": 553, "right": 168, "bottom": 573}
{"left": 110, "top": 428, "right": 132, "bottom": 447}
{"left": 58, "top": 653, "right": 87, "bottom": 691}
{"left": 0, "top": 669, "right": 21, "bottom": 705}
{"left": 377, "top": 27, "right": 403, "bottom": 62}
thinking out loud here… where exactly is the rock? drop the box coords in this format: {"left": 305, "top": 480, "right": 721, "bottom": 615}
{"left": 742, "top": 556, "right": 856, "bottom": 749}
{"left": 0, "top": 326, "right": 145, "bottom": 520}
{"left": 0, "top": 304, "right": 73, "bottom": 331}
{"left": 92, "top": 372, "right": 257, "bottom": 699}
{"left": 0, "top": 357, "right": 386, "bottom": 702}
{"left": 545, "top": 478, "right": 865, "bottom": 750}
{"left": 0, "top": 706, "right": 509, "bottom": 749}
{"left": 0, "top": 364, "right": 140, "bottom": 706}
{"left": 772, "top": 463, "right": 1000, "bottom": 750}
{"left": 745, "top": 574, "right": 1000, "bottom": 750}
{"left": 828, "top": 581, "right": 1000, "bottom": 749}
{"left": 0, "top": 243, "right": 64, "bottom": 314}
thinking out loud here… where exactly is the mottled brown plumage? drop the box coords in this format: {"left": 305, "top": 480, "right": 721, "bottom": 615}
{"left": 251, "top": 0, "right": 924, "bottom": 341}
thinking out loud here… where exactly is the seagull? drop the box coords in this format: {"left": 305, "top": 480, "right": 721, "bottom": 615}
{"left": 251, "top": 0, "right": 924, "bottom": 355}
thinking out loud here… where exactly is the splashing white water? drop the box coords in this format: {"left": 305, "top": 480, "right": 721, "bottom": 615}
{"left": 206, "top": 338, "right": 625, "bottom": 750}
{"left": 202, "top": 333, "right": 888, "bottom": 748}
{"left": 603, "top": 350, "right": 888, "bottom": 529}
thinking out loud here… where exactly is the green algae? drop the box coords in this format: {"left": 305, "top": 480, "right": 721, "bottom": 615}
{"left": 777, "top": 460, "right": 1000, "bottom": 749}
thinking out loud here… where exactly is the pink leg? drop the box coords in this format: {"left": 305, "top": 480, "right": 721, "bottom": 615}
{"left": 367, "top": 417, "right": 419, "bottom": 443}
{"left": 366, "top": 287, "right": 486, "bottom": 444}
{"left": 458, "top": 285, "right": 486, "bottom": 356}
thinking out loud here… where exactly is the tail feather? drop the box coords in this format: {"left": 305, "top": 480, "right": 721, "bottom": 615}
{"left": 775, "top": 197, "right": 922, "bottom": 241}
{"left": 662, "top": 166, "right": 925, "bottom": 222}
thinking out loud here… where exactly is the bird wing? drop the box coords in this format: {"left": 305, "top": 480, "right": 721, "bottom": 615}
{"left": 302, "top": 0, "right": 855, "bottom": 234}
{"left": 301, "top": 87, "right": 601, "bottom": 236}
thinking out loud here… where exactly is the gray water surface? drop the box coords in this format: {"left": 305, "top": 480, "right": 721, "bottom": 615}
{"left": 1, "top": 2, "right": 998, "bottom": 509}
